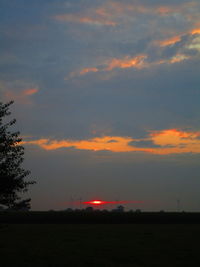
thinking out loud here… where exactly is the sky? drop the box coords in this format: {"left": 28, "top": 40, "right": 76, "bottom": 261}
{"left": 0, "top": 0, "right": 200, "bottom": 211}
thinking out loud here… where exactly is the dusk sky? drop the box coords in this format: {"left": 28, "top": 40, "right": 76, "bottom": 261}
{"left": 1, "top": 0, "right": 200, "bottom": 211}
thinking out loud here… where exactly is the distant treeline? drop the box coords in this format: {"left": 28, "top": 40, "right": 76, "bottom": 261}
{"left": 1, "top": 211, "right": 200, "bottom": 224}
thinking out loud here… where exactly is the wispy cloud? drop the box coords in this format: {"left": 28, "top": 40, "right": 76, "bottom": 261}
{"left": 55, "top": 1, "right": 200, "bottom": 81}
{"left": 73, "top": 26, "right": 200, "bottom": 78}
{"left": 66, "top": 54, "right": 148, "bottom": 79}
{"left": 22, "top": 88, "right": 38, "bottom": 96}
{"left": 187, "top": 36, "right": 200, "bottom": 51}
{"left": 67, "top": 51, "right": 191, "bottom": 79}
{"left": 54, "top": 1, "right": 200, "bottom": 29}
{"left": 22, "top": 129, "right": 200, "bottom": 155}
{"left": 155, "top": 35, "right": 182, "bottom": 47}
{"left": 169, "top": 54, "right": 190, "bottom": 63}
{"left": 65, "top": 25, "right": 200, "bottom": 80}
{"left": 80, "top": 67, "right": 99, "bottom": 75}
{"left": 54, "top": 13, "right": 116, "bottom": 26}
{"left": 191, "top": 28, "right": 200, "bottom": 35}
{"left": 3, "top": 87, "right": 38, "bottom": 104}
{"left": 155, "top": 27, "right": 200, "bottom": 48}
{"left": 84, "top": 54, "right": 147, "bottom": 73}
{"left": 92, "top": 1, "right": 199, "bottom": 20}
{"left": 104, "top": 55, "right": 147, "bottom": 71}
{"left": 154, "top": 54, "right": 190, "bottom": 65}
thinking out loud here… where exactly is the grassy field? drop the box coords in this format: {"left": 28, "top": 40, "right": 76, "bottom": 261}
{"left": 0, "top": 224, "right": 200, "bottom": 266}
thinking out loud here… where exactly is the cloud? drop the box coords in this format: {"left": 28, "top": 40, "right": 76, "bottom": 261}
{"left": 22, "top": 136, "right": 135, "bottom": 152}
{"left": 155, "top": 35, "right": 182, "bottom": 47}
{"left": 54, "top": 1, "right": 200, "bottom": 30}
{"left": 186, "top": 36, "right": 200, "bottom": 52}
{"left": 155, "top": 27, "right": 200, "bottom": 48}
{"left": 151, "top": 54, "right": 190, "bottom": 65}
{"left": 66, "top": 24, "right": 200, "bottom": 79}
{"left": 54, "top": 1, "right": 200, "bottom": 81}
{"left": 129, "top": 140, "right": 162, "bottom": 148}
{"left": 80, "top": 67, "right": 99, "bottom": 75}
{"left": 191, "top": 28, "right": 200, "bottom": 35}
{"left": 2, "top": 83, "right": 39, "bottom": 105}
{"left": 68, "top": 51, "right": 191, "bottom": 79}
{"left": 106, "top": 2, "right": 178, "bottom": 16}
{"left": 155, "top": 6, "right": 174, "bottom": 15}
{"left": 105, "top": 55, "right": 147, "bottom": 71}
{"left": 168, "top": 54, "right": 190, "bottom": 63}
{"left": 54, "top": 13, "right": 116, "bottom": 26}
{"left": 22, "top": 129, "right": 200, "bottom": 155}
{"left": 66, "top": 54, "right": 148, "bottom": 79}
{"left": 22, "top": 88, "right": 38, "bottom": 96}
{"left": 154, "top": 1, "right": 199, "bottom": 16}
{"left": 149, "top": 129, "right": 200, "bottom": 153}
{"left": 93, "top": 1, "right": 199, "bottom": 20}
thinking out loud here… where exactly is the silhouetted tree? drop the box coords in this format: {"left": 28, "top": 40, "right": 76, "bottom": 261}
{"left": 135, "top": 209, "right": 141, "bottom": 213}
{"left": 116, "top": 205, "right": 124, "bottom": 212}
{"left": 0, "top": 101, "right": 35, "bottom": 209}
{"left": 85, "top": 206, "right": 94, "bottom": 212}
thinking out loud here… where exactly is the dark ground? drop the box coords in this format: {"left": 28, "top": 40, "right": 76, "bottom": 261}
{"left": 0, "top": 223, "right": 200, "bottom": 266}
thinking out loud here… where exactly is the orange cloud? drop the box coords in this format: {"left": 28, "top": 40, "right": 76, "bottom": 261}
{"left": 79, "top": 17, "right": 116, "bottom": 26}
{"left": 156, "top": 35, "right": 182, "bottom": 47}
{"left": 94, "top": 1, "right": 198, "bottom": 19}
{"left": 169, "top": 54, "right": 189, "bottom": 63}
{"left": 191, "top": 28, "right": 200, "bottom": 35}
{"left": 149, "top": 129, "right": 200, "bottom": 154}
{"left": 103, "top": 2, "right": 149, "bottom": 14}
{"left": 156, "top": 6, "right": 174, "bottom": 15}
{"left": 80, "top": 68, "right": 99, "bottom": 75}
{"left": 155, "top": 1, "right": 199, "bottom": 16}
{"left": 4, "top": 87, "right": 38, "bottom": 104}
{"left": 77, "top": 54, "right": 148, "bottom": 76}
{"left": 155, "top": 27, "right": 200, "bottom": 48}
{"left": 22, "top": 136, "right": 135, "bottom": 152}
{"left": 105, "top": 55, "right": 147, "bottom": 71}
{"left": 54, "top": 14, "right": 116, "bottom": 26}
{"left": 23, "top": 88, "right": 38, "bottom": 96}
{"left": 22, "top": 129, "right": 200, "bottom": 155}
{"left": 97, "top": 2, "right": 180, "bottom": 17}
{"left": 55, "top": 1, "right": 200, "bottom": 32}
{"left": 70, "top": 51, "right": 190, "bottom": 79}
{"left": 155, "top": 54, "right": 190, "bottom": 65}
{"left": 154, "top": 2, "right": 198, "bottom": 16}
{"left": 54, "top": 2, "right": 180, "bottom": 32}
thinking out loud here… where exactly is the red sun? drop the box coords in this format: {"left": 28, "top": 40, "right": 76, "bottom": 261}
{"left": 82, "top": 199, "right": 144, "bottom": 206}
{"left": 83, "top": 200, "right": 106, "bottom": 205}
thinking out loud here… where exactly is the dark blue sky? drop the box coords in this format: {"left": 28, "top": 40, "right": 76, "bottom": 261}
{"left": 1, "top": 0, "right": 200, "bottom": 211}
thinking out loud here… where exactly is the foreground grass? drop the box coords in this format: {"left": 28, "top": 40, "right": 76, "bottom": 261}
{"left": 0, "top": 224, "right": 199, "bottom": 266}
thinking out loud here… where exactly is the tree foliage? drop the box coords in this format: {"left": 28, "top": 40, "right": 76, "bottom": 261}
{"left": 0, "top": 101, "right": 35, "bottom": 209}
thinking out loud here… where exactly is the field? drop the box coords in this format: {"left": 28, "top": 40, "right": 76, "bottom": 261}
{"left": 0, "top": 223, "right": 200, "bottom": 266}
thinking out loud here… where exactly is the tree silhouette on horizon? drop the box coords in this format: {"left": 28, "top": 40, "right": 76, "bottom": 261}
{"left": 0, "top": 101, "right": 35, "bottom": 210}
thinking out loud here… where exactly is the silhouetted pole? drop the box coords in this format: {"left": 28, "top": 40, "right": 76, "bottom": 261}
{"left": 177, "top": 199, "right": 181, "bottom": 212}
{"left": 79, "top": 197, "right": 82, "bottom": 209}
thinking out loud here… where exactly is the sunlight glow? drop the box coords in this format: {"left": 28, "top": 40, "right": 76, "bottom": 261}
{"left": 84, "top": 200, "right": 106, "bottom": 205}
{"left": 82, "top": 200, "right": 144, "bottom": 205}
